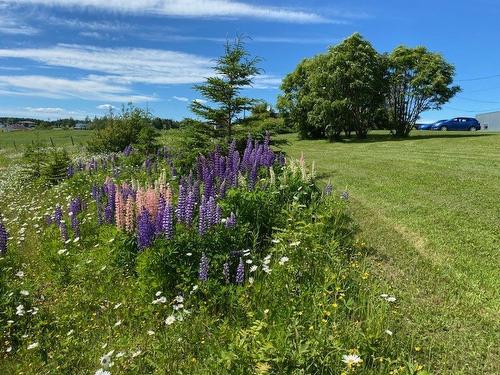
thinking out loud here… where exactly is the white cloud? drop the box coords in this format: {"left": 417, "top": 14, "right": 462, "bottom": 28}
{"left": 0, "top": 75, "right": 156, "bottom": 102}
{"left": 97, "top": 104, "right": 116, "bottom": 110}
{"left": 24, "top": 106, "right": 64, "bottom": 113}
{"left": 173, "top": 96, "right": 189, "bottom": 102}
{"left": 193, "top": 98, "right": 207, "bottom": 104}
{"left": 0, "top": 13, "right": 38, "bottom": 35}
{"left": 252, "top": 75, "right": 282, "bottom": 89}
{"left": 0, "top": 44, "right": 213, "bottom": 85}
{"left": 5, "top": 0, "right": 330, "bottom": 23}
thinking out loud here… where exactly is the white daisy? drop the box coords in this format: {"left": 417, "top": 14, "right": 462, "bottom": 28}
{"left": 27, "top": 342, "right": 39, "bottom": 350}
{"left": 20, "top": 290, "right": 29, "bottom": 296}
{"left": 279, "top": 256, "right": 289, "bottom": 265}
{"left": 342, "top": 354, "right": 362, "bottom": 366}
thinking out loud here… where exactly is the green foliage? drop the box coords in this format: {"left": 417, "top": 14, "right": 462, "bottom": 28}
{"left": 278, "top": 34, "right": 386, "bottom": 140}
{"left": 191, "top": 37, "right": 262, "bottom": 136}
{"left": 23, "top": 144, "right": 70, "bottom": 185}
{"left": 386, "top": 46, "right": 460, "bottom": 137}
{"left": 87, "top": 104, "right": 158, "bottom": 153}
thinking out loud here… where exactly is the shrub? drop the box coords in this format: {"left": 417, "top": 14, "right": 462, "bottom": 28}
{"left": 23, "top": 145, "right": 71, "bottom": 185}
{"left": 87, "top": 105, "right": 158, "bottom": 154}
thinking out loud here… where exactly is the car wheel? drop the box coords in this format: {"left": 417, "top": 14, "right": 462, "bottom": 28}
{"left": 469, "top": 127, "right": 477, "bottom": 132}
{"left": 440, "top": 126, "right": 448, "bottom": 131}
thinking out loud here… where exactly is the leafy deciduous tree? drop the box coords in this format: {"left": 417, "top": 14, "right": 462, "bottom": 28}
{"left": 386, "top": 46, "right": 460, "bottom": 137}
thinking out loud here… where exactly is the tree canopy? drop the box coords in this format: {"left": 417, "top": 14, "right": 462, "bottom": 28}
{"left": 386, "top": 46, "right": 461, "bottom": 136}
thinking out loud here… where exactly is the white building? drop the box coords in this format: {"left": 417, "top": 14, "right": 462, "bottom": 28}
{"left": 476, "top": 111, "right": 500, "bottom": 131}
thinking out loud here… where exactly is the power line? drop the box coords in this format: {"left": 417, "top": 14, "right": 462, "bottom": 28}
{"left": 455, "top": 96, "right": 500, "bottom": 104}
{"left": 457, "top": 74, "right": 500, "bottom": 82}
{"left": 443, "top": 105, "right": 500, "bottom": 113}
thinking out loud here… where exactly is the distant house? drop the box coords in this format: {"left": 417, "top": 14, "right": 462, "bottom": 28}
{"left": 18, "top": 120, "right": 36, "bottom": 129}
{"left": 6, "top": 123, "right": 31, "bottom": 131}
{"left": 74, "top": 122, "right": 89, "bottom": 130}
{"left": 476, "top": 111, "right": 500, "bottom": 131}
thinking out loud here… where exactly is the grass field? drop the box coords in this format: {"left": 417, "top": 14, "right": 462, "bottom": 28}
{"left": 0, "top": 129, "right": 91, "bottom": 150}
{"left": 278, "top": 131, "right": 500, "bottom": 374}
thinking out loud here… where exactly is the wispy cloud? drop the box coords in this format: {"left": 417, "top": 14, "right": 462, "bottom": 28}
{"left": 24, "top": 106, "right": 64, "bottom": 113}
{"left": 0, "top": 44, "right": 213, "bottom": 85}
{"left": 6, "top": 0, "right": 331, "bottom": 23}
{"left": 173, "top": 96, "right": 189, "bottom": 102}
{"left": 0, "top": 74, "right": 156, "bottom": 102}
{"left": 0, "top": 13, "right": 38, "bottom": 35}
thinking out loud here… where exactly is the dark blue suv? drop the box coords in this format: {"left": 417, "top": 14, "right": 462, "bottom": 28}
{"left": 430, "top": 117, "right": 481, "bottom": 131}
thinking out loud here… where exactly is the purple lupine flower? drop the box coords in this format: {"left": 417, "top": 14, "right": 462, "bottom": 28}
{"left": 155, "top": 197, "right": 166, "bottom": 234}
{"left": 59, "top": 223, "right": 68, "bottom": 242}
{"left": 123, "top": 144, "right": 133, "bottom": 156}
{"left": 67, "top": 164, "right": 74, "bottom": 177}
{"left": 53, "top": 205, "right": 63, "bottom": 226}
{"left": 162, "top": 202, "right": 174, "bottom": 240}
{"left": 176, "top": 184, "right": 186, "bottom": 222}
{"left": 324, "top": 181, "right": 333, "bottom": 196}
{"left": 198, "top": 197, "right": 207, "bottom": 236}
{"left": 198, "top": 252, "right": 209, "bottom": 281}
{"left": 215, "top": 204, "right": 222, "bottom": 224}
{"left": 144, "top": 158, "right": 152, "bottom": 174}
{"left": 340, "top": 191, "right": 349, "bottom": 201}
{"left": 222, "top": 262, "right": 230, "bottom": 284}
{"left": 235, "top": 257, "right": 245, "bottom": 284}
{"left": 207, "top": 197, "right": 217, "bottom": 226}
{"left": 225, "top": 212, "right": 236, "bottom": 228}
{"left": 0, "top": 217, "right": 8, "bottom": 256}
{"left": 137, "top": 209, "right": 155, "bottom": 249}
{"left": 104, "top": 183, "right": 116, "bottom": 224}
{"left": 184, "top": 191, "right": 196, "bottom": 226}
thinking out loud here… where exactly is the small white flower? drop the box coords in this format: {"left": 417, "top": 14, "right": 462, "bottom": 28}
{"left": 152, "top": 296, "right": 167, "bottom": 305}
{"left": 67, "top": 329, "right": 74, "bottom": 336}
{"left": 131, "top": 349, "right": 142, "bottom": 358}
{"left": 114, "top": 320, "right": 122, "bottom": 327}
{"left": 386, "top": 296, "right": 396, "bottom": 303}
{"left": 58, "top": 249, "right": 68, "bottom": 255}
{"left": 147, "top": 330, "right": 155, "bottom": 336}
{"left": 279, "top": 256, "right": 289, "bottom": 265}
{"left": 385, "top": 329, "right": 393, "bottom": 336}
{"left": 174, "top": 295, "right": 184, "bottom": 304}
{"left": 16, "top": 304, "right": 25, "bottom": 316}
{"left": 27, "top": 342, "right": 39, "bottom": 350}
{"left": 245, "top": 259, "right": 253, "bottom": 264}
{"left": 113, "top": 303, "right": 122, "bottom": 309}
{"left": 290, "top": 241, "right": 301, "bottom": 247}
{"left": 15, "top": 270, "right": 24, "bottom": 278}
{"left": 95, "top": 368, "right": 111, "bottom": 375}
{"left": 6, "top": 346, "right": 12, "bottom": 353}
{"left": 155, "top": 291, "right": 162, "bottom": 297}
{"left": 342, "top": 354, "right": 362, "bottom": 366}
{"left": 20, "top": 290, "right": 29, "bottom": 296}
{"left": 116, "top": 351, "right": 125, "bottom": 358}
{"left": 165, "top": 315, "right": 176, "bottom": 326}
{"left": 100, "top": 353, "right": 114, "bottom": 369}
{"left": 250, "top": 265, "right": 258, "bottom": 273}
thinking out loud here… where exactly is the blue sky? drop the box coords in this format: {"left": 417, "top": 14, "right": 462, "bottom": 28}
{"left": 0, "top": 0, "right": 499, "bottom": 122}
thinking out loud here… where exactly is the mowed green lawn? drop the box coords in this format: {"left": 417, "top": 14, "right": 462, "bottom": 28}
{"left": 278, "top": 131, "right": 500, "bottom": 374}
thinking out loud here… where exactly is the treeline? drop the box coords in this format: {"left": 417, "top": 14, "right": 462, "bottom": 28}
{"left": 277, "top": 33, "right": 460, "bottom": 139}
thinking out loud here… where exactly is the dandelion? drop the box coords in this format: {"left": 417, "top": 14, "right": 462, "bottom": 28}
{"left": 165, "top": 315, "right": 176, "bottom": 325}
{"left": 342, "top": 354, "right": 362, "bottom": 366}
{"left": 198, "top": 253, "right": 209, "bottom": 281}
